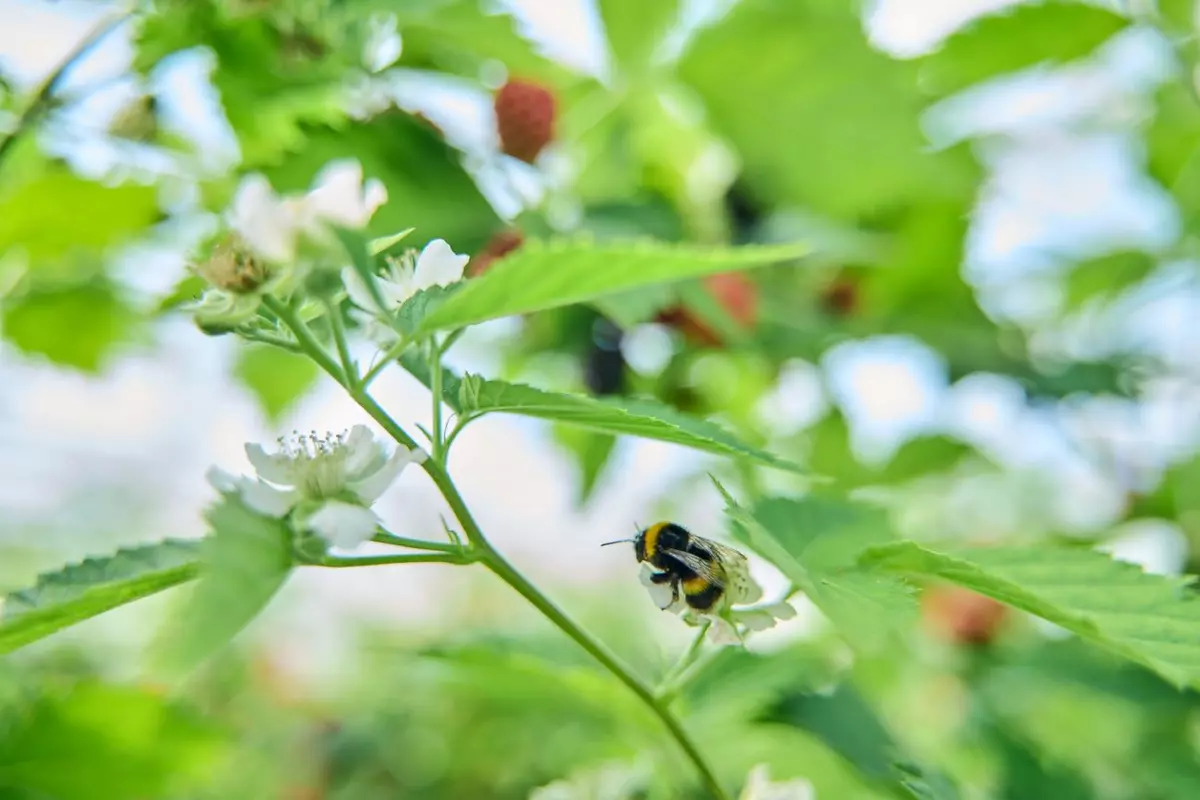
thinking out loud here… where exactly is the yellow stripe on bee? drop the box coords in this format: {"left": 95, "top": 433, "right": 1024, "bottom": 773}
{"left": 682, "top": 576, "right": 710, "bottom": 593}
{"left": 642, "top": 521, "right": 668, "bottom": 559}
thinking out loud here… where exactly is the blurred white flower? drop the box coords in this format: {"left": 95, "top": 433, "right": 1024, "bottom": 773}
{"left": 363, "top": 13, "right": 403, "bottom": 73}
{"left": 739, "top": 765, "right": 816, "bottom": 800}
{"left": 228, "top": 159, "right": 387, "bottom": 263}
{"left": 343, "top": 238, "right": 470, "bottom": 315}
{"left": 207, "top": 425, "right": 426, "bottom": 549}
{"left": 637, "top": 563, "right": 795, "bottom": 645}
{"left": 528, "top": 760, "right": 648, "bottom": 800}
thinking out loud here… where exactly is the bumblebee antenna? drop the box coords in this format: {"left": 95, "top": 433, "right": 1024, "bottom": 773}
{"left": 600, "top": 539, "right": 633, "bottom": 547}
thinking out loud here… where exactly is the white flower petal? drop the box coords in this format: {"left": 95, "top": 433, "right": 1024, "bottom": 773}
{"left": 245, "top": 443, "right": 296, "bottom": 486}
{"left": 205, "top": 466, "right": 241, "bottom": 493}
{"left": 413, "top": 238, "right": 469, "bottom": 290}
{"left": 343, "top": 266, "right": 383, "bottom": 314}
{"left": 737, "top": 610, "right": 778, "bottom": 633}
{"left": 351, "top": 444, "right": 427, "bottom": 503}
{"left": 241, "top": 480, "right": 300, "bottom": 517}
{"left": 739, "top": 765, "right": 816, "bottom": 800}
{"left": 342, "top": 425, "right": 383, "bottom": 477}
{"left": 764, "top": 601, "right": 797, "bottom": 621}
{"left": 307, "top": 501, "right": 380, "bottom": 549}
{"left": 707, "top": 616, "right": 742, "bottom": 646}
{"left": 638, "top": 563, "right": 681, "bottom": 611}
{"left": 305, "top": 159, "right": 386, "bottom": 229}
{"left": 229, "top": 174, "right": 297, "bottom": 262}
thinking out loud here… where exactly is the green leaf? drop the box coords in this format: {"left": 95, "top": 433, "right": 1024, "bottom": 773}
{"left": 0, "top": 165, "right": 160, "bottom": 268}
{"left": 716, "top": 487, "right": 917, "bottom": 652}
{"left": 1146, "top": 81, "right": 1200, "bottom": 231}
{"left": 0, "top": 681, "right": 225, "bottom": 799}
{"left": 154, "top": 274, "right": 207, "bottom": 314}
{"left": 393, "top": 0, "right": 579, "bottom": 86}
{"left": 154, "top": 494, "right": 293, "bottom": 676}
{"left": 598, "top": 0, "right": 680, "bottom": 74}
{"left": 1062, "top": 250, "right": 1157, "bottom": 310}
{"left": 2, "top": 280, "right": 139, "bottom": 372}
{"left": 417, "top": 238, "right": 809, "bottom": 333}
{"left": 233, "top": 343, "right": 320, "bottom": 423}
{"left": 457, "top": 375, "right": 806, "bottom": 473}
{"left": 678, "top": 1, "right": 975, "bottom": 219}
{"left": 861, "top": 542, "right": 1200, "bottom": 689}
{"left": 265, "top": 112, "right": 500, "bottom": 253}
{"left": 0, "top": 540, "right": 201, "bottom": 656}
{"left": 807, "top": 415, "right": 977, "bottom": 488}
{"left": 552, "top": 425, "right": 618, "bottom": 506}
{"left": 917, "top": 1, "right": 1129, "bottom": 96}
{"left": 135, "top": 0, "right": 349, "bottom": 167}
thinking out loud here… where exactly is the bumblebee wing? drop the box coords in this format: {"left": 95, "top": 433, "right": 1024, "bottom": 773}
{"left": 703, "top": 541, "right": 763, "bottom": 604}
{"left": 660, "top": 547, "right": 728, "bottom": 590}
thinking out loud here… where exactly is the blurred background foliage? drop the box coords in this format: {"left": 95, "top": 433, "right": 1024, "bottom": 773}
{"left": 5, "top": 0, "right": 1200, "bottom": 797}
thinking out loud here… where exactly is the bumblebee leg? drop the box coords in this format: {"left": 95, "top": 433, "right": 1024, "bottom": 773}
{"left": 648, "top": 571, "right": 674, "bottom": 585}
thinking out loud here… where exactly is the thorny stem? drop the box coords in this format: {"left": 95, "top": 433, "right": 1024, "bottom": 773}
{"left": 0, "top": 10, "right": 131, "bottom": 173}
{"left": 265, "top": 294, "right": 730, "bottom": 800}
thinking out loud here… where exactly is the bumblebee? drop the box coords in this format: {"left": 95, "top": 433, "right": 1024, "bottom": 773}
{"left": 603, "top": 521, "right": 761, "bottom": 613}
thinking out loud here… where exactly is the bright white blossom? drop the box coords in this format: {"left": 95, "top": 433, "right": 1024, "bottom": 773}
{"left": 529, "top": 761, "right": 648, "bottom": 800}
{"left": 228, "top": 160, "right": 387, "bottom": 263}
{"left": 207, "top": 425, "right": 426, "bottom": 549}
{"left": 637, "top": 562, "right": 795, "bottom": 646}
{"left": 343, "top": 238, "right": 470, "bottom": 316}
{"left": 739, "top": 765, "right": 816, "bottom": 800}
{"left": 362, "top": 13, "right": 402, "bottom": 73}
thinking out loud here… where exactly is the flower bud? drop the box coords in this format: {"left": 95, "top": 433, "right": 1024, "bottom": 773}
{"left": 196, "top": 237, "right": 271, "bottom": 294}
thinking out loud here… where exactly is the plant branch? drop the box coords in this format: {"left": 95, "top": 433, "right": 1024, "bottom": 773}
{"left": 0, "top": 9, "right": 131, "bottom": 172}
{"left": 324, "top": 296, "right": 359, "bottom": 387}
{"left": 270, "top": 295, "right": 729, "bottom": 799}
{"left": 371, "top": 530, "right": 461, "bottom": 554}
{"left": 309, "top": 552, "right": 468, "bottom": 568}
{"left": 362, "top": 336, "right": 408, "bottom": 386}
{"left": 655, "top": 621, "right": 711, "bottom": 699}
{"left": 429, "top": 339, "right": 445, "bottom": 462}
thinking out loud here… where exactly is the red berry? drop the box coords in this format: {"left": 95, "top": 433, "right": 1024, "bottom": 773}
{"left": 922, "top": 586, "right": 1008, "bottom": 646}
{"left": 468, "top": 228, "right": 525, "bottom": 277}
{"left": 657, "top": 272, "right": 758, "bottom": 347}
{"left": 494, "top": 79, "right": 556, "bottom": 164}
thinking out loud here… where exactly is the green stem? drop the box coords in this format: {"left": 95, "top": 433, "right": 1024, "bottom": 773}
{"left": 371, "top": 531, "right": 461, "bottom": 554}
{"left": 655, "top": 621, "right": 711, "bottom": 699}
{"left": 658, "top": 647, "right": 724, "bottom": 706}
{"left": 311, "top": 552, "right": 468, "bottom": 568}
{"left": 325, "top": 297, "right": 358, "bottom": 387}
{"left": 362, "top": 336, "right": 408, "bottom": 386}
{"left": 430, "top": 339, "right": 445, "bottom": 463}
{"left": 238, "top": 329, "right": 301, "bottom": 352}
{"left": 481, "top": 549, "right": 729, "bottom": 800}
{"left": 270, "top": 295, "right": 729, "bottom": 799}
{"left": 0, "top": 10, "right": 131, "bottom": 173}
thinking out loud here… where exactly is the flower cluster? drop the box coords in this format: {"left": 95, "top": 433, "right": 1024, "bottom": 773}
{"left": 637, "top": 562, "right": 796, "bottom": 646}
{"left": 190, "top": 159, "right": 388, "bottom": 329}
{"left": 229, "top": 159, "right": 387, "bottom": 264}
{"left": 209, "top": 425, "right": 425, "bottom": 549}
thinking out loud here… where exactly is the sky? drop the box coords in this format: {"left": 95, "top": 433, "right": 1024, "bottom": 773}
{"left": 0, "top": 0, "right": 1194, "bottom": 682}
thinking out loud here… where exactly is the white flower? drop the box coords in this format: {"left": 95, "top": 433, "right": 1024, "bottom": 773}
{"left": 343, "top": 238, "right": 470, "bottom": 316}
{"left": 207, "top": 425, "right": 426, "bottom": 549}
{"left": 739, "top": 765, "right": 816, "bottom": 800}
{"left": 227, "top": 160, "right": 387, "bottom": 263}
{"left": 362, "top": 13, "right": 403, "bottom": 73}
{"left": 637, "top": 563, "right": 795, "bottom": 646}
